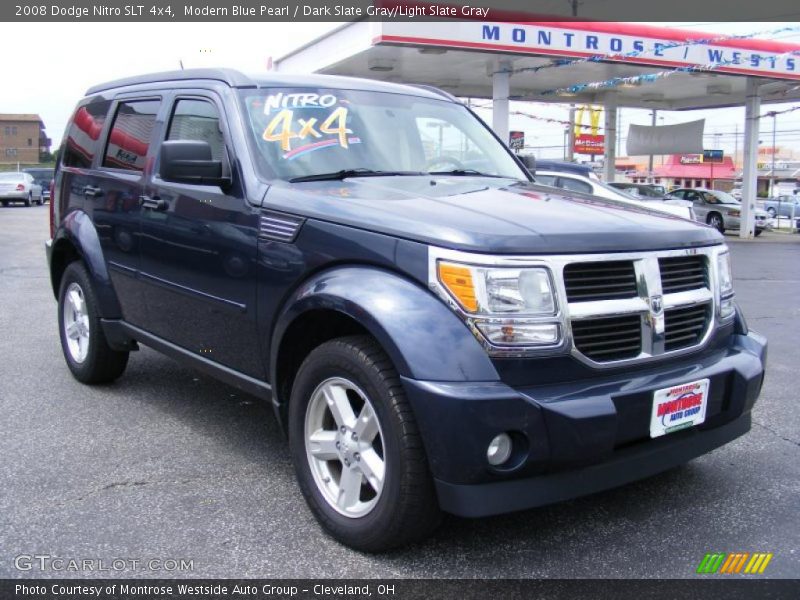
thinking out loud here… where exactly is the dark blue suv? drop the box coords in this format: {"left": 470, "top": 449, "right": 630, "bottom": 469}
{"left": 47, "top": 69, "right": 766, "bottom": 551}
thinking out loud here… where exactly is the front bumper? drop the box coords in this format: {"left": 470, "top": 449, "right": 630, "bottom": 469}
{"left": 402, "top": 330, "right": 766, "bottom": 518}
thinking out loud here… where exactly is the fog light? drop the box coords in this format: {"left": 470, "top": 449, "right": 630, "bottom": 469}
{"left": 487, "top": 433, "right": 512, "bottom": 466}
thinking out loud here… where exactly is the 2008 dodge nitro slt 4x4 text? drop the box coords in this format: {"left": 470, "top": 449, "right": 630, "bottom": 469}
{"left": 47, "top": 69, "right": 767, "bottom": 551}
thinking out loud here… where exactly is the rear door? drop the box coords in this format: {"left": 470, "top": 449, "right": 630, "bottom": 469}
{"left": 139, "top": 93, "right": 262, "bottom": 377}
{"left": 92, "top": 96, "right": 163, "bottom": 327}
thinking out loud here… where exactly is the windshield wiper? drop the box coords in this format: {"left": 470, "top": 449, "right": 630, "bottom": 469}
{"left": 289, "top": 168, "right": 423, "bottom": 183}
{"left": 427, "top": 168, "right": 509, "bottom": 178}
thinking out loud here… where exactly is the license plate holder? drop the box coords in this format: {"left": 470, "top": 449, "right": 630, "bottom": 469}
{"left": 649, "top": 379, "right": 710, "bottom": 438}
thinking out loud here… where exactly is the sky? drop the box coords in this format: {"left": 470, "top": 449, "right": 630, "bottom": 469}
{"left": 2, "top": 21, "right": 799, "bottom": 161}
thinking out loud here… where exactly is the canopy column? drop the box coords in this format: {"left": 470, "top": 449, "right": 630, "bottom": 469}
{"left": 740, "top": 78, "right": 761, "bottom": 239}
{"left": 603, "top": 94, "right": 618, "bottom": 182}
{"left": 492, "top": 61, "right": 511, "bottom": 145}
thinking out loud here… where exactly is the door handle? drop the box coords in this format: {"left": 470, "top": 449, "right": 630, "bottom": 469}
{"left": 139, "top": 195, "right": 168, "bottom": 211}
{"left": 83, "top": 185, "right": 103, "bottom": 198}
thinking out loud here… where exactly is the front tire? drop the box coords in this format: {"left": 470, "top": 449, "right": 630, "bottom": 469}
{"left": 707, "top": 212, "right": 725, "bottom": 233}
{"left": 58, "top": 262, "right": 129, "bottom": 384}
{"left": 289, "top": 335, "right": 441, "bottom": 551}
{"left": 767, "top": 207, "right": 777, "bottom": 218}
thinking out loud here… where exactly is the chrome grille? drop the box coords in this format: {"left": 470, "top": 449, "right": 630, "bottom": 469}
{"left": 564, "top": 249, "right": 719, "bottom": 366}
{"left": 658, "top": 255, "right": 708, "bottom": 294}
{"left": 572, "top": 314, "right": 642, "bottom": 361}
{"left": 563, "top": 261, "right": 637, "bottom": 302}
{"left": 664, "top": 304, "right": 710, "bottom": 351}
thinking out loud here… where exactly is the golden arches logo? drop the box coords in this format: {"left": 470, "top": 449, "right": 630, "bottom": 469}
{"left": 574, "top": 106, "right": 603, "bottom": 137}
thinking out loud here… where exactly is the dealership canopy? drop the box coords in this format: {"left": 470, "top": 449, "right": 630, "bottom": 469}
{"left": 274, "top": 10, "right": 800, "bottom": 237}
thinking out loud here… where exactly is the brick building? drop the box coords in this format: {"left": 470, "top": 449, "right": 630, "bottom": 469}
{"left": 0, "top": 114, "right": 51, "bottom": 164}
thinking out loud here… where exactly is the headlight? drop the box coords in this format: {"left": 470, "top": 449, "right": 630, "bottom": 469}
{"left": 437, "top": 262, "right": 560, "bottom": 349}
{"left": 716, "top": 250, "right": 735, "bottom": 319}
{"left": 438, "top": 263, "right": 556, "bottom": 316}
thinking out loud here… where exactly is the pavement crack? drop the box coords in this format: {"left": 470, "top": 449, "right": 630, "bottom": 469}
{"left": 102, "top": 480, "right": 149, "bottom": 491}
{"left": 753, "top": 419, "right": 800, "bottom": 448}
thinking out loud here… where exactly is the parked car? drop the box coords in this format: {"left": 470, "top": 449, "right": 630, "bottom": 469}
{"left": 47, "top": 69, "right": 766, "bottom": 551}
{"left": 668, "top": 188, "right": 770, "bottom": 235}
{"left": 23, "top": 167, "right": 55, "bottom": 202}
{"left": 0, "top": 171, "right": 43, "bottom": 206}
{"left": 609, "top": 182, "right": 669, "bottom": 198}
{"left": 526, "top": 158, "right": 600, "bottom": 180}
{"left": 759, "top": 195, "right": 800, "bottom": 218}
{"left": 535, "top": 170, "right": 694, "bottom": 220}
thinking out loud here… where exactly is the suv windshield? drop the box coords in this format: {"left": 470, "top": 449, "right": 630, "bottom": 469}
{"left": 240, "top": 88, "right": 527, "bottom": 182}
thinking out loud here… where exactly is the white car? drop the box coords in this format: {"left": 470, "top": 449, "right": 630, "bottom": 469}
{"left": 534, "top": 170, "right": 694, "bottom": 220}
{"left": 0, "top": 172, "right": 44, "bottom": 207}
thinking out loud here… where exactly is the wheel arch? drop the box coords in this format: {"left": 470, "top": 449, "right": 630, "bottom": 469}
{"left": 269, "top": 265, "right": 499, "bottom": 429}
{"left": 50, "top": 210, "right": 122, "bottom": 318}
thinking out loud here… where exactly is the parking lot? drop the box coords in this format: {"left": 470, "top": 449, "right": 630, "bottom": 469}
{"left": 1, "top": 204, "right": 798, "bottom": 579}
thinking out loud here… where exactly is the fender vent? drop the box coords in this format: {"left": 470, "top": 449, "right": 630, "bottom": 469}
{"left": 259, "top": 210, "right": 305, "bottom": 242}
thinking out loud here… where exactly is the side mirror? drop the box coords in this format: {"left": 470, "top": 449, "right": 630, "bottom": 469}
{"left": 519, "top": 155, "right": 536, "bottom": 175}
{"left": 160, "top": 140, "right": 227, "bottom": 186}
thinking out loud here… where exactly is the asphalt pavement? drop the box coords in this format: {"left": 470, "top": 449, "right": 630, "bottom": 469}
{"left": 1, "top": 204, "right": 798, "bottom": 578}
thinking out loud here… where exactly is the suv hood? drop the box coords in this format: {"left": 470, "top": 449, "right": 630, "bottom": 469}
{"left": 263, "top": 176, "right": 722, "bottom": 254}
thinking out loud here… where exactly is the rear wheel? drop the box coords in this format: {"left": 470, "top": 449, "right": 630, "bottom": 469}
{"left": 289, "top": 335, "right": 441, "bottom": 551}
{"left": 58, "top": 262, "right": 129, "bottom": 383}
{"left": 24, "top": 193, "right": 32, "bottom": 207}
{"left": 1, "top": 200, "right": 8, "bottom": 207}
{"left": 707, "top": 212, "right": 725, "bottom": 233}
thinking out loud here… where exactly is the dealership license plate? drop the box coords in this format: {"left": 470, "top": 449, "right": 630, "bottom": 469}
{"left": 649, "top": 379, "right": 710, "bottom": 438}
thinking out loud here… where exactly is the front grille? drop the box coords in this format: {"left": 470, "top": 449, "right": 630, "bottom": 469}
{"left": 658, "top": 255, "right": 708, "bottom": 294}
{"left": 664, "top": 304, "right": 710, "bottom": 351}
{"left": 563, "top": 260, "right": 637, "bottom": 302}
{"left": 571, "top": 314, "right": 642, "bottom": 361}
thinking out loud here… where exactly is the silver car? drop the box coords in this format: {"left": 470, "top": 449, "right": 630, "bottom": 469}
{"left": 0, "top": 172, "right": 44, "bottom": 207}
{"left": 668, "top": 188, "right": 770, "bottom": 236}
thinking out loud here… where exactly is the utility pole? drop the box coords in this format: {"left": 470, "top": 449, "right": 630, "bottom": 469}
{"left": 734, "top": 123, "right": 739, "bottom": 170}
{"left": 648, "top": 109, "right": 657, "bottom": 183}
{"left": 569, "top": 0, "right": 580, "bottom": 16}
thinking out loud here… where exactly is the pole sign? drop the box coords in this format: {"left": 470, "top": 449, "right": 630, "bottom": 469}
{"left": 509, "top": 130, "right": 525, "bottom": 151}
{"left": 573, "top": 106, "right": 605, "bottom": 155}
{"left": 703, "top": 149, "right": 724, "bottom": 163}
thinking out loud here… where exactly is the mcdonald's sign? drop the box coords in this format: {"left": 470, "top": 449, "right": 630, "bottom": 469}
{"left": 574, "top": 106, "right": 604, "bottom": 155}
{"left": 696, "top": 552, "right": 774, "bottom": 575}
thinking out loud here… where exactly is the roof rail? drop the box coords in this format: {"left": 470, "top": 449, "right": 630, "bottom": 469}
{"left": 407, "top": 84, "right": 458, "bottom": 102}
{"left": 85, "top": 68, "right": 256, "bottom": 95}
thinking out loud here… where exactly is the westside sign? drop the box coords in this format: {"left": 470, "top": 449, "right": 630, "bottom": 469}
{"left": 378, "top": 21, "right": 800, "bottom": 80}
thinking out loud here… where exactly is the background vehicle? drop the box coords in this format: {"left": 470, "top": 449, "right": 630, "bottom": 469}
{"left": 759, "top": 195, "right": 800, "bottom": 219}
{"left": 609, "top": 182, "right": 669, "bottom": 198}
{"left": 47, "top": 69, "right": 766, "bottom": 552}
{"left": 669, "top": 188, "right": 770, "bottom": 235}
{"left": 535, "top": 169, "right": 694, "bottom": 219}
{"left": 23, "top": 167, "right": 55, "bottom": 203}
{"left": 523, "top": 158, "right": 600, "bottom": 180}
{"left": 0, "top": 172, "right": 43, "bottom": 207}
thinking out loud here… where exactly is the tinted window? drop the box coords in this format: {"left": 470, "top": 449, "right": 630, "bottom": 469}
{"left": 559, "top": 177, "right": 592, "bottom": 194}
{"left": 103, "top": 100, "right": 160, "bottom": 172}
{"left": 62, "top": 99, "right": 111, "bottom": 168}
{"left": 167, "top": 99, "right": 224, "bottom": 161}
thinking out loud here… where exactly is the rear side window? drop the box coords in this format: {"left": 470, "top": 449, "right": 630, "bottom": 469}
{"left": 559, "top": 177, "right": 592, "bottom": 194}
{"left": 103, "top": 100, "right": 160, "bottom": 172}
{"left": 167, "top": 99, "right": 225, "bottom": 161}
{"left": 62, "top": 100, "right": 111, "bottom": 168}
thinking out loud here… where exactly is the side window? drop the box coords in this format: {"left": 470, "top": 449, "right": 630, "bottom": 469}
{"left": 103, "top": 99, "right": 160, "bottom": 172}
{"left": 62, "top": 99, "right": 111, "bottom": 168}
{"left": 670, "top": 190, "right": 685, "bottom": 200}
{"left": 559, "top": 177, "right": 592, "bottom": 194}
{"left": 534, "top": 174, "right": 557, "bottom": 186}
{"left": 166, "top": 98, "right": 225, "bottom": 161}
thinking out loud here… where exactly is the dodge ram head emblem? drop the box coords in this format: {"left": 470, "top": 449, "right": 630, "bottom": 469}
{"left": 650, "top": 295, "right": 664, "bottom": 315}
